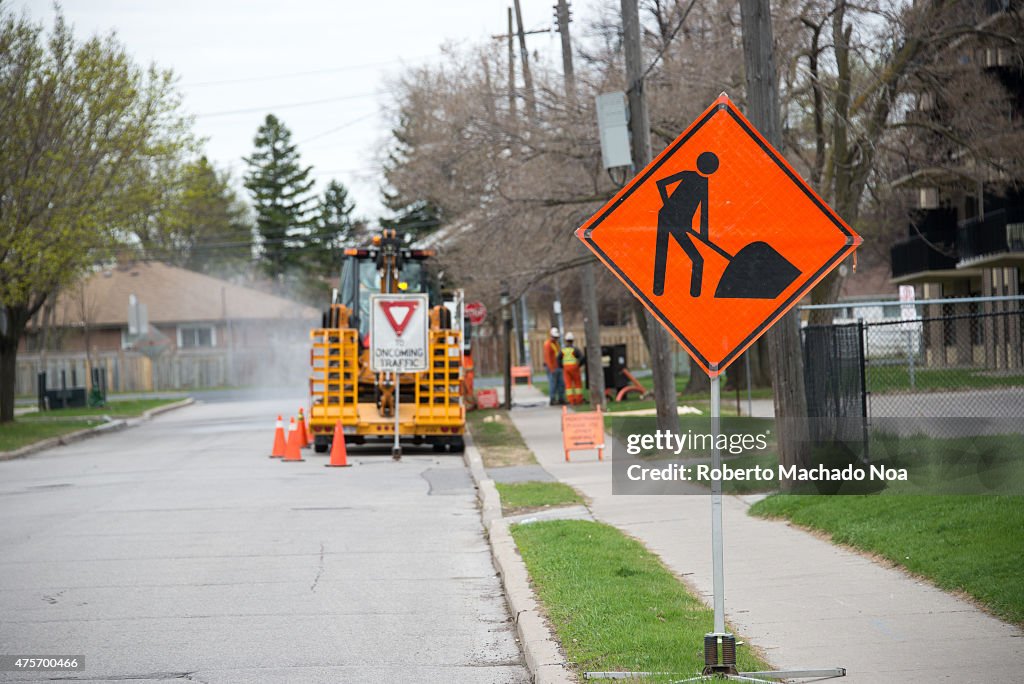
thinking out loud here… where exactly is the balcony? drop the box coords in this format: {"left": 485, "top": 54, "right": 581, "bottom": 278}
{"left": 907, "top": 207, "right": 958, "bottom": 242}
{"left": 957, "top": 206, "right": 1024, "bottom": 268}
{"left": 891, "top": 235, "right": 962, "bottom": 283}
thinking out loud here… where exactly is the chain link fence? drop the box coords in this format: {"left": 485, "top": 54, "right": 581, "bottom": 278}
{"left": 803, "top": 296, "right": 1024, "bottom": 444}
{"left": 860, "top": 298, "right": 1024, "bottom": 420}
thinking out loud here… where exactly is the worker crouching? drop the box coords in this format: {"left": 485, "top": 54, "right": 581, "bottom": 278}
{"left": 560, "top": 332, "right": 586, "bottom": 405}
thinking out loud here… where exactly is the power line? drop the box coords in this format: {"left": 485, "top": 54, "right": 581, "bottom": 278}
{"left": 195, "top": 92, "right": 380, "bottom": 119}
{"left": 297, "top": 112, "right": 377, "bottom": 145}
{"left": 183, "top": 56, "right": 434, "bottom": 88}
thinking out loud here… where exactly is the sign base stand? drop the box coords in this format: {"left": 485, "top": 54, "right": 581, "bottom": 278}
{"left": 585, "top": 376, "right": 844, "bottom": 683}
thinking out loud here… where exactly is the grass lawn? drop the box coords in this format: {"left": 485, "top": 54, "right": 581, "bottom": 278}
{"left": 2, "top": 399, "right": 182, "bottom": 453}
{"left": 495, "top": 481, "right": 582, "bottom": 516}
{"left": 866, "top": 365, "right": 1024, "bottom": 394}
{"left": 20, "top": 398, "right": 181, "bottom": 419}
{"left": 511, "top": 520, "right": 771, "bottom": 680}
{"left": 536, "top": 375, "right": 773, "bottom": 410}
{"left": 465, "top": 408, "right": 537, "bottom": 467}
{"left": 750, "top": 495, "right": 1024, "bottom": 626}
{"left": 0, "top": 419, "right": 104, "bottom": 452}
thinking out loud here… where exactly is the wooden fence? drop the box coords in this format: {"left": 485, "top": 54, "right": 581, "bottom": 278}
{"left": 472, "top": 325, "right": 649, "bottom": 376}
{"left": 16, "top": 345, "right": 311, "bottom": 397}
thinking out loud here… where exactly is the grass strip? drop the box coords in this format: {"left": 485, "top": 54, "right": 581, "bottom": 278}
{"left": 0, "top": 420, "right": 104, "bottom": 452}
{"left": 20, "top": 398, "right": 180, "bottom": 420}
{"left": 511, "top": 519, "right": 770, "bottom": 680}
{"left": 495, "top": 481, "right": 582, "bottom": 516}
{"left": 866, "top": 365, "right": 1024, "bottom": 394}
{"left": 750, "top": 494, "right": 1024, "bottom": 626}
{"left": 466, "top": 408, "right": 537, "bottom": 467}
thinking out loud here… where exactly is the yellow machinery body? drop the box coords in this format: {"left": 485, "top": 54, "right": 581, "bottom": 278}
{"left": 306, "top": 231, "right": 466, "bottom": 453}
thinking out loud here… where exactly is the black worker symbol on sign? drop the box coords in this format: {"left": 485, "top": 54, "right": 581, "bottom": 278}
{"left": 652, "top": 151, "right": 801, "bottom": 299}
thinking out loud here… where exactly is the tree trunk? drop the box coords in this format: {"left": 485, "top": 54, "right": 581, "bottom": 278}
{"left": 0, "top": 306, "right": 30, "bottom": 424}
{"left": 808, "top": 270, "right": 843, "bottom": 325}
{"left": 755, "top": 338, "right": 772, "bottom": 386}
{"left": 581, "top": 262, "right": 605, "bottom": 409}
{"left": 632, "top": 299, "right": 649, "bottom": 351}
{"left": 741, "top": 0, "right": 811, "bottom": 483}
{"left": 684, "top": 357, "right": 710, "bottom": 394}
{"left": 623, "top": 0, "right": 679, "bottom": 434}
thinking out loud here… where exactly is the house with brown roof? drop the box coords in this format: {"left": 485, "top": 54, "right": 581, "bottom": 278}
{"left": 17, "top": 262, "right": 320, "bottom": 394}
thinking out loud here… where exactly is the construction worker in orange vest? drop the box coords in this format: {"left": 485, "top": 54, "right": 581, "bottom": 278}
{"left": 543, "top": 327, "right": 566, "bottom": 405}
{"left": 559, "top": 332, "right": 586, "bottom": 405}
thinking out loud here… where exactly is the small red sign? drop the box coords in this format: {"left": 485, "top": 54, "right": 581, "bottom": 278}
{"left": 476, "top": 388, "right": 500, "bottom": 409}
{"left": 465, "top": 301, "right": 487, "bottom": 326}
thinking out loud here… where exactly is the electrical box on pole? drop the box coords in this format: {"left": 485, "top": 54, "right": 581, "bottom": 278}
{"left": 595, "top": 92, "right": 631, "bottom": 170}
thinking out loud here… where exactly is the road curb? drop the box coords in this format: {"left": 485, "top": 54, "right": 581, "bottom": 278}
{"left": 463, "top": 434, "right": 576, "bottom": 684}
{"left": 0, "top": 398, "right": 195, "bottom": 462}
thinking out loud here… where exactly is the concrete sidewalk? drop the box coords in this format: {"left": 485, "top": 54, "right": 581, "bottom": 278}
{"left": 507, "top": 386, "right": 1024, "bottom": 683}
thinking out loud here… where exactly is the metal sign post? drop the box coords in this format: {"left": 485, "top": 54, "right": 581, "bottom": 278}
{"left": 369, "top": 293, "right": 429, "bottom": 462}
{"left": 680, "top": 373, "right": 845, "bottom": 682}
{"left": 393, "top": 372, "right": 401, "bottom": 460}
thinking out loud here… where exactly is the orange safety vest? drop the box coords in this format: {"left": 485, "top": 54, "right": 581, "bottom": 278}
{"left": 544, "top": 339, "right": 560, "bottom": 371}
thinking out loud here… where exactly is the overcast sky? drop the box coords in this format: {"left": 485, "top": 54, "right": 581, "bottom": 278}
{"left": 17, "top": 0, "right": 589, "bottom": 221}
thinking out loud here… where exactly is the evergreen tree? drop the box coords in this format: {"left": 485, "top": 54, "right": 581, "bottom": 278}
{"left": 306, "top": 180, "right": 363, "bottom": 273}
{"left": 380, "top": 108, "right": 444, "bottom": 245}
{"left": 242, "top": 114, "right": 317, "bottom": 280}
{"left": 380, "top": 199, "right": 441, "bottom": 246}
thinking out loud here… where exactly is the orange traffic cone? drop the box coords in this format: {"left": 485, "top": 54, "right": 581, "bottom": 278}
{"left": 325, "top": 421, "right": 351, "bottom": 468}
{"left": 282, "top": 417, "right": 304, "bottom": 462}
{"left": 269, "top": 415, "right": 286, "bottom": 458}
{"left": 297, "top": 407, "right": 311, "bottom": 448}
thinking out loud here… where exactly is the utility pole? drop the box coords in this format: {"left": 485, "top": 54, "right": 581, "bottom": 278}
{"left": 556, "top": 0, "right": 605, "bottom": 409}
{"left": 554, "top": 0, "right": 576, "bottom": 99}
{"left": 739, "top": 0, "right": 810, "bottom": 480}
{"left": 494, "top": 8, "right": 548, "bottom": 120}
{"left": 513, "top": 0, "right": 538, "bottom": 119}
{"left": 507, "top": 8, "right": 516, "bottom": 119}
{"left": 501, "top": 286, "right": 513, "bottom": 409}
{"left": 621, "top": 0, "right": 679, "bottom": 434}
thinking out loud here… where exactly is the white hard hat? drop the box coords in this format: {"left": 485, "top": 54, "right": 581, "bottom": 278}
{"left": 565, "top": 332, "right": 575, "bottom": 342}
{"left": 550, "top": 327, "right": 560, "bottom": 337}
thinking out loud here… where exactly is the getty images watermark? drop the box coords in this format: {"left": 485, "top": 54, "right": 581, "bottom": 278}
{"left": 610, "top": 416, "right": 1024, "bottom": 495}
{"left": 623, "top": 428, "right": 907, "bottom": 487}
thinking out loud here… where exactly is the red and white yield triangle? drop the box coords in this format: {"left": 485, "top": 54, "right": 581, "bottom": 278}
{"left": 379, "top": 300, "right": 420, "bottom": 336}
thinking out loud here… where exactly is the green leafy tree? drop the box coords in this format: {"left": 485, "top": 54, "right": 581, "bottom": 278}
{"left": 0, "top": 9, "right": 191, "bottom": 422}
{"left": 158, "top": 158, "right": 252, "bottom": 274}
{"left": 242, "top": 114, "right": 317, "bottom": 281}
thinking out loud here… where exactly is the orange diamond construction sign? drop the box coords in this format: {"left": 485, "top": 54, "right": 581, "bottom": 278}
{"left": 576, "top": 94, "right": 862, "bottom": 377}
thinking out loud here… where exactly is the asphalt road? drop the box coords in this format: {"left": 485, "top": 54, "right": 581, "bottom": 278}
{"left": 0, "top": 400, "right": 528, "bottom": 683}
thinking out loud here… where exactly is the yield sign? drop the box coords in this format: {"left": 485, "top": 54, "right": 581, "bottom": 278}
{"left": 369, "top": 293, "right": 429, "bottom": 373}
{"left": 576, "top": 95, "right": 861, "bottom": 377}
{"left": 379, "top": 300, "right": 420, "bottom": 336}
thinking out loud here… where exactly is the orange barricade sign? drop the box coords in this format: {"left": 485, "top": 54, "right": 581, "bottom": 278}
{"left": 476, "top": 388, "right": 500, "bottom": 409}
{"left": 510, "top": 366, "right": 532, "bottom": 385}
{"left": 561, "top": 406, "right": 605, "bottom": 462}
